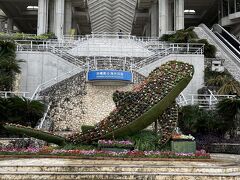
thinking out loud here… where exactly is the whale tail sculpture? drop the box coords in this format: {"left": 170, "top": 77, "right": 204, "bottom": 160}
{"left": 68, "top": 61, "right": 194, "bottom": 144}
{"left": 4, "top": 61, "right": 194, "bottom": 146}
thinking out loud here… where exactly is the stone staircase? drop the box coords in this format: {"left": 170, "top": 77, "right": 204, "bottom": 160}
{"left": 48, "top": 46, "right": 85, "bottom": 67}
{"left": 0, "top": 158, "right": 239, "bottom": 179}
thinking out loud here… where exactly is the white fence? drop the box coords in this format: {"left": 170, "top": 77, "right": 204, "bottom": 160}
{"left": 0, "top": 91, "right": 30, "bottom": 98}
{"left": 177, "top": 93, "right": 236, "bottom": 109}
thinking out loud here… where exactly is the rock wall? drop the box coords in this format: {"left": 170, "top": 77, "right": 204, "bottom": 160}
{"left": 41, "top": 71, "right": 86, "bottom": 132}
{"left": 81, "top": 84, "right": 133, "bottom": 129}
{"left": 41, "top": 72, "right": 138, "bottom": 132}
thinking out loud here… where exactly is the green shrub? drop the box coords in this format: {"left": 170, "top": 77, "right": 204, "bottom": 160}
{"left": 0, "top": 96, "right": 45, "bottom": 137}
{"left": 160, "top": 28, "right": 198, "bottom": 43}
{"left": 0, "top": 96, "right": 45, "bottom": 127}
{"left": 178, "top": 105, "right": 225, "bottom": 134}
{"left": 217, "top": 98, "right": 240, "bottom": 138}
{"left": 4, "top": 124, "right": 66, "bottom": 146}
{"left": 204, "top": 67, "right": 230, "bottom": 83}
{"left": 81, "top": 125, "right": 94, "bottom": 133}
{"left": 0, "top": 32, "right": 56, "bottom": 41}
{"left": 196, "top": 39, "right": 216, "bottom": 58}
{"left": 120, "top": 130, "right": 160, "bottom": 151}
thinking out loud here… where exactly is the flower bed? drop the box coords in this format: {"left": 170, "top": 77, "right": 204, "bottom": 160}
{"left": 98, "top": 140, "right": 134, "bottom": 148}
{"left": 0, "top": 147, "right": 210, "bottom": 160}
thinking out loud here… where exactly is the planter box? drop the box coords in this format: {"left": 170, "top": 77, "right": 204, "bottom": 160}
{"left": 171, "top": 140, "right": 196, "bottom": 153}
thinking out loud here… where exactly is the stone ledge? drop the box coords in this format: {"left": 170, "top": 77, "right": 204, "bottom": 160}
{"left": 210, "top": 143, "right": 240, "bottom": 154}
{"left": 0, "top": 155, "right": 212, "bottom": 162}
{"left": 0, "top": 172, "right": 239, "bottom": 180}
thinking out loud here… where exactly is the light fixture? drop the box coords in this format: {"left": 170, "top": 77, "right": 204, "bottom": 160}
{"left": 184, "top": 9, "right": 196, "bottom": 14}
{"left": 26, "top": 6, "right": 38, "bottom": 10}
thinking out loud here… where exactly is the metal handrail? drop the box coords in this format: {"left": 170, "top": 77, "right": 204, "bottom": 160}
{"left": 177, "top": 93, "right": 236, "bottom": 108}
{"left": 133, "top": 48, "right": 172, "bottom": 69}
{"left": 0, "top": 91, "right": 30, "bottom": 98}
{"left": 133, "top": 43, "right": 204, "bottom": 70}
{"left": 31, "top": 67, "right": 83, "bottom": 100}
{"left": 199, "top": 23, "right": 240, "bottom": 65}
{"left": 37, "top": 102, "right": 51, "bottom": 129}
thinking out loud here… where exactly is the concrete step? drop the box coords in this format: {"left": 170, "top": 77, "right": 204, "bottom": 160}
{"left": 0, "top": 156, "right": 239, "bottom": 179}
{"left": 0, "top": 164, "right": 239, "bottom": 174}
{"left": 0, "top": 171, "right": 239, "bottom": 180}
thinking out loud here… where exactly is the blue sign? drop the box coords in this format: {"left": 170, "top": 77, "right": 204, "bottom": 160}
{"left": 88, "top": 70, "right": 133, "bottom": 82}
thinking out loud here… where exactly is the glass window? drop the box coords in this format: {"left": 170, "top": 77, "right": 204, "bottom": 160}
{"left": 223, "top": 0, "right": 229, "bottom": 17}
{"left": 237, "top": 0, "right": 240, "bottom": 12}
{"left": 229, "top": 0, "right": 235, "bottom": 14}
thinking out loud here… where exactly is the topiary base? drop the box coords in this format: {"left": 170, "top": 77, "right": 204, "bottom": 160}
{"left": 171, "top": 140, "right": 196, "bottom": 153}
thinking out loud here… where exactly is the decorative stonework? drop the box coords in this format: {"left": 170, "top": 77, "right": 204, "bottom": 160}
{"left": 80, "top": 84, "right": 133, "bottom": 128}
{"left": 41, "top": 72, "right": 87, "bottom": 132}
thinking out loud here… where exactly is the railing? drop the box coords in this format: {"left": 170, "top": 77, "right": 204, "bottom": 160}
{"left": 37, "top": 102, "right": 51, "bottom": 130}
{"left": 177, "top": 93, "right": 236, "bottom": 109}
{"left": 133, "top": 48, "right": 172, "bottom": 69}
{"left": 133, "top": 43, "right": 204, "bottom": 70}
{"left": 176, "top": 93, "right": 188, "bottom": 106}
{"left": 87, "top": 57, "right": 133, "bottom": 71}
{"left": 15, "top": 40, "right": 84, "bottom": 66}
{"left": 199, "top": 23, "right": 240, "bottom": 65}
{"left": 15, "top": 37, "right": 204, "bottom": 59}
{"left": 0, "top": 91, "right": 29, "bottom": 98}
{"left": 48, "top": 46, "right": 85, "bottom": 66}
{"left": 145, "top": 43, "right": 204, "bottom": 53}
{"left": 31, "top": 67, "right": 84, "bottom": 100}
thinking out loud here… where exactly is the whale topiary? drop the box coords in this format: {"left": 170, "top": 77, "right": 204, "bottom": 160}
{"left": 67, "top": 61, "right": 194, "bottom": 144}
{"left": 4, "top": 61, "right": 194, "bottom": 146}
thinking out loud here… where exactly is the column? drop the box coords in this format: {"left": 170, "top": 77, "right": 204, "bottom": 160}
{"left": 175, "top": 0, "right": 184, "bottom": 31}
{"left": 150, "top": 2, "right": 158, "bottom": 37}
{"left": 54, "top": 0, "right": 65, "bottom": 39}
{"left": 64, "top": 0, "right": 72, "bottom": 35}
{"left": 158, "top": 0, "right": 168, "bottom": 37}
{"left": 72, "top": 18, "right": 79, "bottom": 35}
{"left": 168, "top": 0, "right": 174, "bottom": 32}
{"left": 48, "top": 0, "right": 55, "bottom": 33}
{"left": 7, "top": 18, "right": 13, "bottom": 33}
{"left": 146, "top": 23, "right": 151, "bottom": 37}
{"left": 37, "top": 0, "right": 48, "bottom": 35}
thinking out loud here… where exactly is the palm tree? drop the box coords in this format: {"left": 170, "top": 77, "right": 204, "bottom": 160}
{"left": 217, "top": 98, "right": 240, "bottom": 138}
{"left": 218, "top": 80, "right": 240, "bottom": 96}
{"left": 206, "top": 75, "right": 230, "bottom": 88}
{"left": 8, "top": 96, "right": 45, "bottom": 127}
{"left": 0, "top": 41, "right": 21, "bottom": 91}
{"left": 204, "top": 70, "right": 240, "bottom": 96}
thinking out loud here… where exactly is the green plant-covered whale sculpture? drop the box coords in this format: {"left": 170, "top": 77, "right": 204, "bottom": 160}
{"left": 5, "top": 61, "right": 194, "bottom": 146}
{"left": 68, "top": 60, "right": 194, "bottom": 144}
